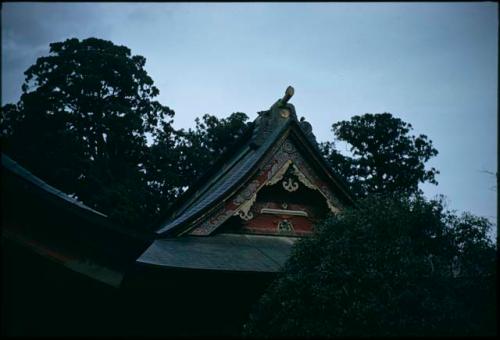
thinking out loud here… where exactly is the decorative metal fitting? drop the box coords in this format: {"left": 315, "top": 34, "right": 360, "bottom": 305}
{"left": 237, "top": 210, "right": 254, "bottom": 221}
{"left": 282, "top": 86, "right": 294, "bottom": 104}
{"left": 278, "top": 219, "right": 294, "bottom": 233}
{"left": 282, "top": 177, "right": 299, "bottom": 192}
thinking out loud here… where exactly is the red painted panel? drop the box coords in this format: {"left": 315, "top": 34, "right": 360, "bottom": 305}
{"left": 242, "top": 213, "right": 314, "bottom": 236}
{"left": 235, "top": 183, "right": 329, "bottom": 236}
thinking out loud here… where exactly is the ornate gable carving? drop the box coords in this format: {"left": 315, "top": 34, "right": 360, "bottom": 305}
{"left": 187, "top": 137, "right": 344, "bottom": 236}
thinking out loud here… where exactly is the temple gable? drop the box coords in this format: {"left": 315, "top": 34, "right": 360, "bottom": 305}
{"left": 155, "top": 86, "right": 354, "bottom": 240}
{"left": 187, "top": 136, "right": 344, "bottom": 236}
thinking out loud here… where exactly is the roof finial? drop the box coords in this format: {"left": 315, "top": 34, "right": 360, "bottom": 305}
{"left": 282, "top": 86, "right": 294, "bottom": 104}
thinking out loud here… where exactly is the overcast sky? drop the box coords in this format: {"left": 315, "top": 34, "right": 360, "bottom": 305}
{"left": 2, "top": 2, "right": 498, "bottom": 233}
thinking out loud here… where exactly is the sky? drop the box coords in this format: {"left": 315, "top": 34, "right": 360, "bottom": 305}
{"left": 2, "top": 2, "right": 498, "bottom": 234}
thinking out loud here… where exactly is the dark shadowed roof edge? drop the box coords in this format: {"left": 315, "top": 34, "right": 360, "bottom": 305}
{"left": 1, "top": 153, "right": 107, "bottom": 217}
{"left": 1, "top": 153, "right": 152, "bottom": 241}
{"left": 155, "top": 121, "right": 292, "bottom": 236}
{"left": 148, "top": 121, "right": 256, "bottom": 229}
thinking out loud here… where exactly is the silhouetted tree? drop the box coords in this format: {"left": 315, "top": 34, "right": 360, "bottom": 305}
{"left": 243, "top": 193, "right": 496, "bottom": 336}
{"left": 320, "top": 113, "right": 439, "bottom": 198}
{"left": 1, "top": 37, "right": 175, "bottom": 229}
{"left": 173, "top": 112, "right": 251, "bottom": 186}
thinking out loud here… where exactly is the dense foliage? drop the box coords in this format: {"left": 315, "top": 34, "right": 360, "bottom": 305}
{"left": 145, "top": 112, "right": 250, "bottom": 223}
{"left": 321, "top": 113, "right": 439, "bottom": 198}
{"left": 0, "top": 38, "right": 249, "bottom": 230}
{"left": 243, "top": 193, "right": 496, "bottom": 336}
{"left": 172, "top": 112, "right": 250, "bottom": 186}
{"left": 1, "top": 38, "right": 177, "bottom": 229}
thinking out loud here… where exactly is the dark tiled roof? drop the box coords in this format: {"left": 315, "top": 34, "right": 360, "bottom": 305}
{"left": 137, "top": 233, "right": 297, "bottom": 272}
{"left": 156, "top": 123, "right": 288, "bottom": 235}
{"left": 1, "top": 153, "right": 107, "bottom": 217}
{"left": 155, "top": 91, "right": 355, "bottom": 237}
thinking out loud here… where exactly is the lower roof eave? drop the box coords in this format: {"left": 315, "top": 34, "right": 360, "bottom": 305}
{"left": 135, "top": 233, "right": 297, "bottom": 274}
{"left": 135, "top": 260, "right": 282, "bottom": 274}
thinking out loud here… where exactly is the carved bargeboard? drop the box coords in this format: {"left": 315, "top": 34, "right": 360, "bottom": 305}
{"left": 188, "top": 138, "right": 344, "bottom": 236}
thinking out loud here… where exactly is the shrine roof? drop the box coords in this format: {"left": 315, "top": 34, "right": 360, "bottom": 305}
{"left": 137, "top": 233, "right": 297, "bottom": 272}
{"left": 2, "top": 153, "right": 152, "bottom": 287}
{"left": 155, "top": 87, "right": 354, "bottom": 236}
{"left": 156, "top": 122, "right": 287, "bottom": 235}
{"left": 2, "top": 153, "right": 107, "bottom": 217}
{"left": 1, "top": 152, "right": 150, "bottom": 242}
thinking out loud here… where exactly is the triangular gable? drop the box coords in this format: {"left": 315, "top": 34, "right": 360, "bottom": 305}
{"left": 184, "top": 122, "right": 351, "bottom": 236}
{"left": 156, "top": 87, "right": 354, "bottom": 237}
{"left": 156, "top": 123, "right": 287, "bottom": 236}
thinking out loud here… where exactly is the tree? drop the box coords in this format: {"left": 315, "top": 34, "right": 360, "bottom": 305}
{"left": 243, "top": 193, "right": 496, "bottom": 337}
{"left": 320, "top": 113, "right": 439, "bottom": 198}
{"left": 172, "top": 112, "right": 250, "bottom": 187}
{"left": 138, "top": 112, "right": 251, "bottom": 226}
{"left": 1, "top": 37, "right": 175, "bottom": 229}
{"left": 0, "top": 103, "right": 23, "bottom": 138}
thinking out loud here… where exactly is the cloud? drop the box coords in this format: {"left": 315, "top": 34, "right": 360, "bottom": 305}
{"left": 1, "top": 3, "right": 183, "bottom": 104}
{"left": 1, "top": 3, "right": 113, "bottom": 103}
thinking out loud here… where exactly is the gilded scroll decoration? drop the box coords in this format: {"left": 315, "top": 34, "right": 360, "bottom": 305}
{"left": 237, "top": 210, "right": 254, "bottom": 221}
{"left": 267, "top": 160, "right": 292, "bottom": 186}
{"left": 282, "top": 177, "right": 299, "bottom": 192}
{"left": 233, "top": 192, "right": 257, "bottom": 221}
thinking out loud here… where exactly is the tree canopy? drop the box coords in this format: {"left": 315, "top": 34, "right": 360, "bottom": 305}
{"left": 243, "top": 193, "right": 496, "bottom": 336}
{"left": 1, "top": 38, "right": 175, "bottom": 229}
{"left": 144, "top": 112, "right": 250, "bottom": 224}
{"left": 321, "top": 113, "right": 439, "bottom": 198}
{"left": 0, "top": 37, "right": 251, "bottom": 230}
{"left": 171, "top": 112, "right": 250, "bottom": 186}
